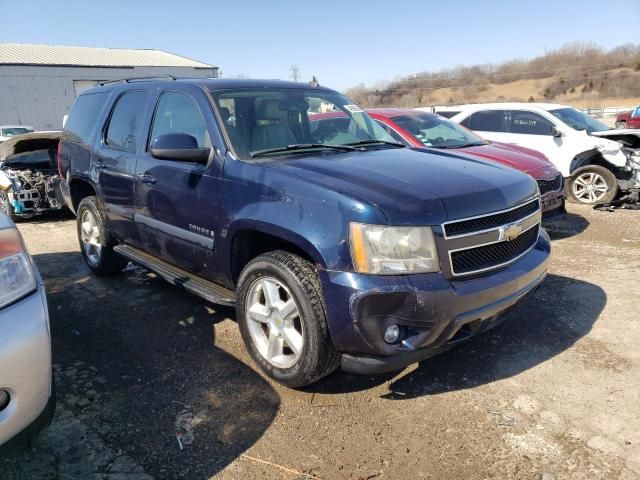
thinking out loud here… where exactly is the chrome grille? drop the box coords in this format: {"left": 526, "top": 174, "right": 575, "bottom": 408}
{"left": 537, "top": 175, "right": 563, "bottom": 195}
{"left": 450, "top": 225, "right": 540, "bottom": 275}
{"left": 440, "top": 197, "right": 541, "bottom": 277}
{"left": 443, "top": 199, "right": 539, "bottom": 238}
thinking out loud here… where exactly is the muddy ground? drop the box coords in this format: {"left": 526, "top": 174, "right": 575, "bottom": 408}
{"left": 1, "top": 203, "right": 639, "bottom": 479}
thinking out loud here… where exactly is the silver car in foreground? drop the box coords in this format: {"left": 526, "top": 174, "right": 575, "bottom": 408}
{"left": 0, "top": 212, "right": 54, "bottom": 451}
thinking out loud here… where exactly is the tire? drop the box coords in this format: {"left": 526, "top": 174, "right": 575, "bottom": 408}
{"left": 0, "top": 191, "right": 18, "bottom": 222}
{"left": 566, "top": 165, "right": 618, "bottom": 205}
{"left": 615, "top": 121, "right": 627, "bottom": 129}
{"left": 76, "top": 196, "right": 127, "bottom": 275}
{"left": 236, "top": 250, "right": 340, "bottom": 388}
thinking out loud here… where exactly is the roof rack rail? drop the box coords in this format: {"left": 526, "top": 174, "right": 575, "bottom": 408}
{"left": 98, "top": 75, "right": 177, "bottom": 86}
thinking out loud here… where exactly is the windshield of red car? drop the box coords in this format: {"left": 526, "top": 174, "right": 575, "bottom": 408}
{"left": 392, "top": 114, "right": 486, "bottom": 148}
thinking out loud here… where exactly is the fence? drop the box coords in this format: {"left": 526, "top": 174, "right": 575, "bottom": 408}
{"left": 581, "top": 106, "right": 634, "bottom": 118}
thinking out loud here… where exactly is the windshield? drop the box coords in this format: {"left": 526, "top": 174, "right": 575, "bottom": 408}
{"left": 209, "top": 88, "right": 396, "bottom": 159}
{"left": 1, "top": 127, "right": 33, "bottom": 137}
{"left": 392, "top": 114, "right": 486, "bottom": 148}
{"left": 548, "top": 108, "right": 610, "bottom": 133}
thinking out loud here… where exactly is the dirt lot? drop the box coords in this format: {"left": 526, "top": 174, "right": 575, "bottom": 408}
{"left": 1, "top": 203, "right": 639, "bottom": 480}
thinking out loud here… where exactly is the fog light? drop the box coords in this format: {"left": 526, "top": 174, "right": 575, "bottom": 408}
{"left": 0, "top": 389, "right": 9, "bottom": 411}
{"left": 383, "top": 324, "right": 400, "bottom": 343}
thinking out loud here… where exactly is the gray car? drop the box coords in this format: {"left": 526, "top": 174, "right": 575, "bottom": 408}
{"left": 0, "top": 212, "right": 54, "bottom": 450}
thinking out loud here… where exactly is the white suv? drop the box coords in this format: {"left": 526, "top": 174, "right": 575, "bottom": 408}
{"left": 439, "top": 103, "right": 640, "bottom": 204}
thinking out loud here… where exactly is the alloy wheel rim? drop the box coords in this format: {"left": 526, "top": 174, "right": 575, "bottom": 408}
{"left": 572, "top": 172, "right": 609, "bottom": 203}
{"left": 80, "top": 209, "right": 102, "bottom": 266}
{"left": 246, "top": 276, "right": 304, "bottom": 369}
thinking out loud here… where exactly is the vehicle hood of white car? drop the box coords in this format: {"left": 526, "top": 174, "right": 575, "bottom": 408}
{"left": 591, "top": 129, "right": 640, "bottom": 141}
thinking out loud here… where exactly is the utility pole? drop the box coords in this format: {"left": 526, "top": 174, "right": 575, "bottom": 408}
{"left": 289, "top": 65, "right": 300, "bottom": 82}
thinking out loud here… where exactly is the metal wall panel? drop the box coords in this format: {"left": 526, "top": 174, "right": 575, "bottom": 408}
{"left": 0, "top": 65, "right": 216, "bottom": 130}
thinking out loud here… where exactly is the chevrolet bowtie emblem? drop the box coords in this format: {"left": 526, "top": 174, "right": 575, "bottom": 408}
{"left": 500, "top": 221, "right": 523, "bottom": 241}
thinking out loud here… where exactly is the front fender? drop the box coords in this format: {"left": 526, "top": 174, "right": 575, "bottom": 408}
{"left": 225, "top": 218, "right": 327, "bottom": 268}
{"left": 220, "top": 159, "right": 387, "bottom": 274}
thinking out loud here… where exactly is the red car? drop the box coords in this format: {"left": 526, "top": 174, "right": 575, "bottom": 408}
{"left": 309, "top": 109, "right": 564, "bottom": 218}
{"left": 615, "top": 106, "right": 640, "bottom": 129}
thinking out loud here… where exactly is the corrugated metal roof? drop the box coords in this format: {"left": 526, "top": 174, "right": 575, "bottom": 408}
{"left": 0, "top": 43, "right": 214, "bottom": 68}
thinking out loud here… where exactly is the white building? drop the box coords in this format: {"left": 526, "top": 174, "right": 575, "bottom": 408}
{"left": 0, "top": 43, "right": 218, "bottom": 130}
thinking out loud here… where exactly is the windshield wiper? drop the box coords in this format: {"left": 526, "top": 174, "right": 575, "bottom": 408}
{"left": 346, "top": 139, "right": 405, "bottom": 148}
{"left": 443, "top": 142, "right": 486, "bottom": 149}
{"left": 251, "top": 143, "right": 357, "bottom": 158}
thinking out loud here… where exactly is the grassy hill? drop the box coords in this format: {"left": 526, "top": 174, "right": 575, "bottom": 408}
{"left": 347, "top": 43, "right": 640, "bottom": 109}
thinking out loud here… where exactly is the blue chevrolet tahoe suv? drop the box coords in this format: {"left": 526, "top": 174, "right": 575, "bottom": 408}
{"left": 59, "top": 78, "right": 550, "bottom": 387}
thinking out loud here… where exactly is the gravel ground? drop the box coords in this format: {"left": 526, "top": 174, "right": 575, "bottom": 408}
{"left": 0, "top": 203, "right": 639, "bottom": 480}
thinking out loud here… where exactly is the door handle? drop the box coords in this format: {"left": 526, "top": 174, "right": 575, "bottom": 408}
{"left": 95, "top": 158, "right": 109, "bottom": 170}
{"left": 137, "top": 173, "right": 157, "bottom": 185}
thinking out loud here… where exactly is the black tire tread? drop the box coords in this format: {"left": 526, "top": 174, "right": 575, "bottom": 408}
{"left": 76, "top": 196, "right": 127, "bottom": 275}
{"left": 567, "top": 165, "right": 618, "bottom": 204}
{"left": 237, "top": 250, "right": 339, "bottom": 387}
{"left": 269, "top": 250, "right": 341, "bottom": 380}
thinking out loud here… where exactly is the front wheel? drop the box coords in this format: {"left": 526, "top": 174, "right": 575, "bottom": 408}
{"left": 615, "top": 121, "right": 627, "bottom": 129}
{"left": 236, "top": 251, "right": 339, "bottom": 388}
{"left": 567, "top": 165, "right": 618, "bottom": 204}
{"left": 76, "top": 196, "right": 127, "bottom": 275}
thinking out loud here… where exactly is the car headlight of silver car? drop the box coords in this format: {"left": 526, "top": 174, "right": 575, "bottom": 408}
{"left": 349, "top": 223, "right": 439, "bottom": 274}
{"left": 0, "top": 227, "right": 37, "bottom": 309}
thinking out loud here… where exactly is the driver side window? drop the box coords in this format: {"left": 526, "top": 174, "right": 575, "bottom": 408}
{"left": 150, "top": 91, "right": 211, "bottom": 148}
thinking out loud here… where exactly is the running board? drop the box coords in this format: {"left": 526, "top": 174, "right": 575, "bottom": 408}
{"left": 113, "top": 244, "right": 236, "bottom": 306}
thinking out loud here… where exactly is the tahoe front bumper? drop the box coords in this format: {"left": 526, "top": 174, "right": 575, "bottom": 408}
{"left": 321, "top": 231, "right": 551, "bottom": 375}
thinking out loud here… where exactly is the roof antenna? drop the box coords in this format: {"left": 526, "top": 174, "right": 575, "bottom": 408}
{"left": 309, "top": 76, "right": 319, "bottom": 87}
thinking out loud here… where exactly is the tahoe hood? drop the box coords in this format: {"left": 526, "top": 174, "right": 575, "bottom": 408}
{"left": 263, "top": 148, "right": 538, "bottom": 225}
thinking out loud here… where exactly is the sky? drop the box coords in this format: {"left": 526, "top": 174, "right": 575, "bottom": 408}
{"left": 1, "top": 0, "right": 639, "bottom": 91}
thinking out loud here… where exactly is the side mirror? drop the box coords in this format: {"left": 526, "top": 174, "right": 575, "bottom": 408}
{"left": 149, "top": 133, "right": 210, "bottom": 164}
{"left": 551, "top": 126, "right": 563, "bottom": 137}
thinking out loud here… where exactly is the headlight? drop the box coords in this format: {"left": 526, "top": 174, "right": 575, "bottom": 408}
{"left": 0, "top": 227, "right": 37, "bottom": 309}
{"left": 349, "top": 223, "right": 439, "bottom": 274}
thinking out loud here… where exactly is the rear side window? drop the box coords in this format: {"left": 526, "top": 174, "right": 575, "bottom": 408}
{"left": 105, "top": 91, "right": 149, "bottom": 152}
{"left": 150, "top": 91, "right": 211, "bottom": 148}
{"left": 508, "top": 110, "right": 554, "bottom": 135}
{"left": 461, "top": 110, "right": 506, "bottom": 132}
{"left": 64, "top": 92, "right": 108, "bottom": 144}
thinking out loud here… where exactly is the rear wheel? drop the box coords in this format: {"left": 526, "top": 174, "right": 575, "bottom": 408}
{"left": 567, "top": 165, "right": 618, "bottom": 204}
{"left": 615, "top": 121, "right": 627, "bottom": 129}
{"left": 76, "top": 196, "right": 127, "bottom": 275}
{"left": 236, "top": 250, "right": 339, "bottom": 388}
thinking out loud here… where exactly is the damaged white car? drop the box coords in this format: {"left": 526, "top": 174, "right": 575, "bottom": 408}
{"left": 444, "top": 103, "right": 640, "bottom": 204}
{"left": 0, "top": 132, "right": 65, "bottom": 220}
